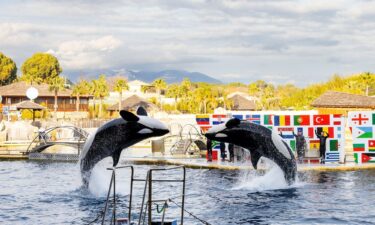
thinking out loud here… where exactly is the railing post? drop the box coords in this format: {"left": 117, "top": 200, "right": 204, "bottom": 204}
{"left": 148, "top": 170, "right": 152, "bottom": 225}
{"left": 113, "top": 167, "right": 116, "bottom": 224}
{"left": 181, "top": 167, "right": 186, "bottom": 225}
{"left": 128, "top": 166, "right": 134, "bottom": 223}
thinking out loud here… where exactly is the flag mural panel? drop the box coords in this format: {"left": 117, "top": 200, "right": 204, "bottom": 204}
{"left": 195, "top": 112, "right": 345, "bottom": 162}
{"left": 349, "top": 111, "right": 375, "bottom": 163}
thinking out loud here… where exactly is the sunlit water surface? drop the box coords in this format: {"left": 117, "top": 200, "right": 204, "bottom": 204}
{"left": 1, "top": 159, "right": 374, "bottom": 225}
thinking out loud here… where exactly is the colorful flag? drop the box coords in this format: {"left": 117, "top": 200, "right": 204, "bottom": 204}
{"left": 317, "top": 127, "right": 334, "bottom": 138}
{"left": 308, "top": 127, "right": 314, "bottom": 138}
{"left": 196, "top": 114, "right": 210, "bottom": 125}
{"left": 274, "top": 115, "right": 291, "bottom": 126}
{"left": 278, "top": 127, "right": 294, "bottom": 139}
{"left": 332, "top": 114, "right": 342, "bottom": 126}
{"left": 264, "top": 115, "right": 273, "bottom": 125}
{"left": 325, "top": 152, "right": 339, "bottom": 162}
{"left": 369, "top": 140, "right": 375, "bottom": 151}
{"left": 353, "top": 127, "right": 373, "bottom": 139}
{"left": 353, "top": 143, "right": 365, "bottom": 152}
{"left": 232, "top": 114, "right": 243, "bottom": 120}
{"left": 212, "top": 114, "right": 227, "bottom": 125}
{"left": 290, "top": 140, "right": 296, "bottom": 151}
{"left": 329, "top": 139, "right": 338, "bottom": 151}
{"left": 246, "top": 114, "right": 261, "bottom": 124}
{"left": 310, "top": 140, "right": 320, "bottom": 149}
{"left": 362, "top": 153, "right": 375, "bottom": 163}
{"left": 373, "top": 113, "right": 375, "bottom": 125}
{"left": 350, "top": 113, "right": 370, "bottom": 126}
{"left": 294, "top": 115, "right": 310, "bottom": 126}
{"left": 199, "top": 126, "right": 211, "bottom": 133}
{"left": 313, "top": 115, "right": 330, "bottom": 126}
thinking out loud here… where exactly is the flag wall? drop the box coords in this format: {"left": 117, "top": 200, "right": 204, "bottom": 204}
{"left": 196, "top": 112, "right": 345, "bottom": 162}
{"left": 348, "top": 111, "right": 375, "bottom": 164}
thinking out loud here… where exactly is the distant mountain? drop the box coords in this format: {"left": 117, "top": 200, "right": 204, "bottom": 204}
{"left": 65, "top": 69, "right": 222, "bottom": 84}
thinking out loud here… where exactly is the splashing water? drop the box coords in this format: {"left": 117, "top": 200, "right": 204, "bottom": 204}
{"left": 233, "top": 158, "right": 302, "bottom": 192}
{"left": 88, "top": 158, "right": 131, "bottom": 197}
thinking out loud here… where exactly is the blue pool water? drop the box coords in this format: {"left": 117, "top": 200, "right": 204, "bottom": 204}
{"left": 1, "top": 159, "right": 375, "bottom": 225}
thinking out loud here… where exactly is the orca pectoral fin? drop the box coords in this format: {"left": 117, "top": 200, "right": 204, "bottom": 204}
{"left": 250, "top": 150, "right": 262, "bottom": 169}
{"left": 112, "top": 150, "right": 121, "bottom": 167}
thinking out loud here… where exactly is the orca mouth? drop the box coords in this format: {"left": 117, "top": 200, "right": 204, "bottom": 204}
{"left": 215, "top": 133, "right": 227, "bottom": 138}
{"left": 156, "top": 128, "right": 169, "bottom": 136}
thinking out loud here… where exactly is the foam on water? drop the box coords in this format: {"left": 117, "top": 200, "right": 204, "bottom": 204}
{"left": 232, "top": 158, "right": 302, "bottom": 192}
{"left": 88, "top": 158, "right": 131, "bottom": 197}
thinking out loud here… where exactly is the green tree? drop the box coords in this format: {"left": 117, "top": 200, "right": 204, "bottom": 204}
{"left": 72, "top": 79, "right": 91, "bottom": 112}
{"left": 166, "top": 84, "right": 180, "bottom": 111}
{"left": 90, "top": 75, "right": 109, "bottom": 118}
{"left": 152, "top": 78, "right": 167, "bottom": 109}
{"left": 114, "top": 78, "right": 129, "bottom": 111}
{"left": 0, "top": 52, "right": 17, "bottom": 85}
{"left": 48, "top": 76, "right": 65, "bottom": 116}
{"left": 21, "top": 53, "right": 62, "bottom": 84}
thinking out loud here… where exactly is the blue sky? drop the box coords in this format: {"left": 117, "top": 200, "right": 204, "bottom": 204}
{"left": 1, "top": 0, "right": 375, "bottom": 86}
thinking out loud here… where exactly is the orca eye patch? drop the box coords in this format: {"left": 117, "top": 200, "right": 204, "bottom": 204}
{"left": 138, "top": 128, "right": 153, "bottom": 134}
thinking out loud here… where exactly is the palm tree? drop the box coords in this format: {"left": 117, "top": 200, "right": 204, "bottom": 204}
{"left": 114, "top": 78, "right": 129, "bottom": 111}
{"left": 152, "top": 78, "right": 167, "bottom": 109}
{"left": 90, "top": 75, "right": 109, "bottom": 118}
{"left": 166, "top": 84, "right": 180, "bottom": 111}
{"left": 48, "top": 76, "right": 65, "bottom": 117}
{"left": 72, "top": 79, "right": 91, "bottom": 111}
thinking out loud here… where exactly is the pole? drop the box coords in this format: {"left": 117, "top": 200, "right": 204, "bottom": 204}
{"left": 148, "top": 170, "right": 152, "bottom": 225}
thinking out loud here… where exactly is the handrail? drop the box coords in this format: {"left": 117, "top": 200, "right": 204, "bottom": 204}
{"left": 102, "top": 166, "right": 134, "bottom": 225}
{"left": 25, "top": 125, "right": 89, "bottom": 154}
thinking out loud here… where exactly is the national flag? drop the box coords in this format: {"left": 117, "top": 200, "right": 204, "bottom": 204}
{"left": 196, "top": 114, "right": 210, "bottom": 125}
{"left": 290, "top": 140, "right": 296, "bottom": 151}
{"left": 368, "top": 140, "right": 375, "bottom": 151}
{"left": 212, "top": 140, "right": 220, "bottom": 150}
{"left": 309, "top": 140, "right": 320, "bottom": 149}
{"left": 278, "top": 127, "right": 294, "bottom": 139}
{"left": 317, "top": 127, "right": 335, "bottom": 138}
{"left": 246, "top": 114, "right": 261, "bottom": 124}
{"left": 350, "top": 113, "right": 370, "bottom": 126}
{"left": 361, "top": 153, "right": 375, "bottom": 163}
{"left": 294, "top": 115, "right": 310, "bottom": 126}
{"left": 373, "top": 113, "right": 375, "bottom": 125}
{"left": 212, "top": 114, "right": 227, "bottom": 125}
{"left": 325, "top": 152, "right": 339, "bottom": 162}
{"left": 264, "top": 115, "right": 273, "bottom": 125}
{"left": 199, "top": 126, "right": 211, "bottom": 133}
{"left": 332, "top": 114, "right": 342, "bottom": 126}
{"left": 313, "top": 115, "right": 330, "bottom": 126}
{"left": 353, "top": 143, "right": 365, "bottom": 152}
{"left": 274, "top": 115, "right": 291, "bottom": 126}
{"left": 232, "top": 114, "right": 243, "bottom": 120}
{"left": 329, "top": 139, "right": 338, "bottom": 151}
{"left": 308, "top": 127, "right": 314, "bottom": 138}
{"left": 353, "top": 127, "right": 373, "bottom": 139}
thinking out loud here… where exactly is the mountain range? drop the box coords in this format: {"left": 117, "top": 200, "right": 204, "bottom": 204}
{"left": 66, "top": 69, "right": 222, "bottom": 84}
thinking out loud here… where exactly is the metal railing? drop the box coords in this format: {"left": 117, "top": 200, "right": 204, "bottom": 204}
{"left": 101, "top": 166, "right": 186, "bottom": 225}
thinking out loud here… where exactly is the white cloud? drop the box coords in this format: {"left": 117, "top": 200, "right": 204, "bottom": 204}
{"left": 0, "top": 0, "right": 375, "bottom": 85}
{"left": 47, "top": 36, "right": 122, "bottom": 70}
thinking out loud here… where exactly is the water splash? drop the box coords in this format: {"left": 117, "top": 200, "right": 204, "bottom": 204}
{"left": 233, "top": 158, "right": 302, "bottom": 192}
{"left": 88, "top": 158, "right": 131, "bottom": 197}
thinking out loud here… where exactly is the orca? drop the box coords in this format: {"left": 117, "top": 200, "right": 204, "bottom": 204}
{"left": 205, "top": 118, "right": 296, "bottom": 185}
{"left": 80, "top": 107, "right": 169, "bottom": 186}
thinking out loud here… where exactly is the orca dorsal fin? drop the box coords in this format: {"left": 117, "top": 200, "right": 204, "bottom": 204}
{"left": 136, "top": 106, "right": 148, "bottom": 116}
{"left": 226, "top": 118, "right": 240, "bottom": 128}
{"left": 120, "top": 110, "right": 139, "bottom": 122}
{"left": 250, "top": 150, "right": 262, "bottom": 169}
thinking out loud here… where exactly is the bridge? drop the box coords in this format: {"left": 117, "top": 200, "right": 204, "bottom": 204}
{"left": 25, "top": 126, "right": 89, "bottom": 161}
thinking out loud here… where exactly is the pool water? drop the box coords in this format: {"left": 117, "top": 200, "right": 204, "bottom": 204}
{"left": 0, "top": 159, "right": 375, "bottom": 225}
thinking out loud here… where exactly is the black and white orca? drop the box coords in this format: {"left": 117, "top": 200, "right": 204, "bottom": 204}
{"left": 205, "top": 118, "right": 296, "bottom": 185}
{"left": 80, "top": 107, "right": 169, "bottom": 186}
